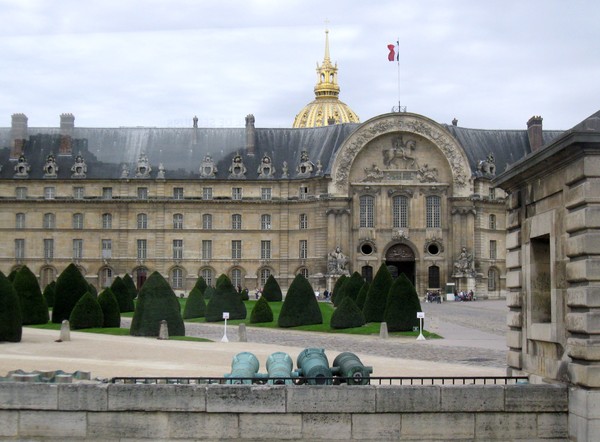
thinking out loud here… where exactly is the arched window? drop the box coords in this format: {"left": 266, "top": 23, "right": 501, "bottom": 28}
{"left": 259, "top": 268, "right": 271, "bottom": 287}
{"left": 72, "top": 213, "right": 84, "bottom": 229}
{"left": 428, "top": 265, "right": 440, "bottom": 289}
{"left": 137, "top": 213, "right": 148, "bottom": 229}
{"left": 43, "top": 213, "right": 55, "bottom": 229}
{"left": 426, "top": 195, "right": 441, "bottom": 228}
{"left": 201, "top": 268, "right": 213, "bottom": 287}
{"left": 489, "top": 214, "right": 496, "bottom": 230}
{"left": 232, "top": 214, "right": 242, "bottom": 230}
{"left": 231, "top": 268, "right": 242, "bottom": 289}
{"left": 16, "top": 213, "right": 25, "bottom": 229}
{"left": 202, "top": 214, "right": 213, "bottom": 230}
{"left": 171, "top": 267, "right": 184, "bottom": 289}
{"left": 173, "top": 213, "right": 184, "bottom": 229}
{"left": 102, "top": 213, "right": 113, "bottom": 229}
{"left": 488, "top": 268, "right": 498, "bottom": 291}
{"left": 99, "top": 267, "right": 113, "bottom": 288}
{"left": 359, "top": 195, "right": 375, "bottom": 228}
{"left": 261, "top": 214, "right": 272, "bottom": 230}
{"left": 392, "top": 195, "right": 409, "bottom": 228}
{"left": 299, "top": 268, "right": 309, "bottom": 279}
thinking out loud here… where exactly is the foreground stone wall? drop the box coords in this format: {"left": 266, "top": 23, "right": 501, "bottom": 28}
{"left": 0, "top": 383, "right": 567, "bottom": 441}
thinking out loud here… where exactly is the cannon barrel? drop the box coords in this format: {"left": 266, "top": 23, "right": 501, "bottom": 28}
{"left": 294, "top": 348, "right": 332, "bottom": 385}
{"left": 224, "top": 352, "right": 260, "bottom": 384}
{"left": 266, "top": 352, "right": 294, "bottom": 385}
{"left": 331, "top": 352, "right": 373, "bottom": 385}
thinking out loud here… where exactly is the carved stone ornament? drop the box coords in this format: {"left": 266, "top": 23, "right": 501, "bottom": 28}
{"left": 281, "top": 161, "right": 289, "bottom": 178}
{"left": 296, "top": 150, "right": 314, "bottom": 178}
{"left": 392, "top": 228, "right": 410, "bottom": 241}
{"left": 362, "top": 164, "right": 384, "bottom": 182}
{"left": 424, "top": 237, "right": 444, "bottom": 254}
{"left": 70, "top": 153, "right": 87, "bottom": 178}
{"left": 477, "top": 152, "right": 496, "bottom": 177}
{"left": 386, "top": 243, "right": 415, "bottom": 261}
{"left": 257, "top": 154, "right": 275, "bottom": 179}
{"left": 199, "top": 153, "right": 218, "bottom": 179}
{"left": 135, "top": 152, "right": 152, "bottom": 178}
{"left": 120, "top": 163, "right": 130, "bottom": 179}
{"left": 228, "top": 153, "right": 247, "bottom": 179}
{"left": 453, "top": 246, "right": 475, "bottom": 276}
{"left": 417, "top": 163, "right": 439, "bottom": 183}
{"left": 13, "top": 155, "right": 31, "bottom": 178}
{"left": 156, "top": 163, "right": 165, "bottom": 179}
{"left": 327, "top": 246, "right": 350, "bottom": 275}
{"left": 316, "top": 160, "right": 323, "bottom": 174}
{"left": 43, "top": 153, "right": 58, "bottom": 178}
{"left": 383, "top": 136, "right": 417, "bottom": 169}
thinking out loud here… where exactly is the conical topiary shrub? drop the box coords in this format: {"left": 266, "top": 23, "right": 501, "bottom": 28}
{"left": 182, "top": 287, "right": 206, "bottom": 319}
{"left": 203, "top": 286, "right": 215, "bottom": 301}
{"left": 97, "top": 288, "right": 121, "bottom": 328}
{"left": 111, "top": 276, "right": 134, "bottom": 313}
{"left": 52, "top": 263, "right": 91, "bottom": 324}
{"left": 330, "top": 296, "right": 365, "bottom": 329}
{"left": 278, "top": 274, "right": 322, "bottom": 327}
{"left": 262, "top": 275, "right": 282, "bottom": 302}
{"left": 193, "top": 276, "right": 208, "bottom": 294}
{"left": 355, "top": 281, "right": 370, "bottom": 310}
{"left": 362, "top": 263, "right": 393, "bottom": 323}
{"left": 384, "top": 273, "right": 423, "bottom": 332}
{"left": 122, "top": 273, "right": 138, "bottom": 302}
{"left": 13, "top": 265, "right": 49, "bottom": 325}
{"left": 250, "top": 295, "right": 274, "bottom": 324}
{"left": 69, "top": 292, "right": 104, "bottom": 330}
{"left": 0, "top": 271, "right": 22, "bottom": 342}
{"left": 333, "top": 272, "right": 364, "bottom": 306}
{"left": 330, "top": 274, "right": 347, "bottom": 306}
{"left": 130, "top": 271, "right": 185, "bottom": 337}
{"left": 87, "top": 283, "right": 98, "bottom": 297}
{"left": 7, "top": 268, "right": 18, "bottom": 282}
{"left": 43, "top": 281, "right": 56, "bottom": 308}
{"left": 205, "top": 274, "right": 247, "bottom": 322}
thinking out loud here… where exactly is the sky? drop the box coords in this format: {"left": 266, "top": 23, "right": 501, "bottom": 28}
{"left": 1, "top": 0, "right": 599, "bottom": 131}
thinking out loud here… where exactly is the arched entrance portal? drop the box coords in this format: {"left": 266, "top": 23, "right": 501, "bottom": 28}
{"left": 385, "top": 243, "right": 416, "bottom": 285}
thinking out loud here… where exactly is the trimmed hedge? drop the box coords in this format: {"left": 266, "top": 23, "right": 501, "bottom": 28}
{"left": 384, "top": 273, "right": 422, "bottom": 332}
{"left": 355, "top": 281, "right": 370, "bottom": 310}
{"left": 205, "top": 274, "right": 247, "bottom": 322}
{"left": 52, "top": 263, "right": 91, "bottom": 324}
{"left": 362, "top": 263, "right": 393, "bottom": 323}
{"left": 122, "top": 273, "right": 138, "bottom": 301}
{"left": 334, "top": 271, "right": 364, "bottom": 306}
{"left": 193, "top": 276, "right": 208, "bottom": 294}
{"left": 182, "top": 287, "right": 206, "bottom": 319}
{"left": 111, "top": 276, "right": 134, "bottom": 313}
{"left": 69, "top": 292, "right": 104, "bottom": 330}
{"left": 278, "top": 274, "right": 322, "bottom": 327}
{"left": 330, "top": 274, "right": 347, "bottom": 306}
{"left": 130, "top": 271, "right": 185, "bottom": 337}
{"left": 97, "top": 288, "right": 121, "bottom": 328}
{"left": 13, "top": 265, "right": 49, "bottom": 325}
{"left": 0, "top": 271, "right": 22, "bottom": 342}
{"left": 203, "top": 286, "right": 215, "bottom": 301}
{"left": 43, "top": 281, "right": 56, "bottom": 308}
{"left": 262, "top": 275, "right": 283, "bottom": 302}
{"left": 249, "top": 296, "right": 274, "bottom": 324}
{"left": 330, "top": 296, "right": 365, "bottom": 329}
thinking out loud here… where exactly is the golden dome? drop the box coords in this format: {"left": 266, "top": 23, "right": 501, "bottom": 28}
{"left": 293, "top": 30, "right": 360, "bottom": 128}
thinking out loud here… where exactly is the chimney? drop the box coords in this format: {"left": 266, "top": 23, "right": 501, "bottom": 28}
{"left": 10, "top": 113, "right": 28, "bottom": 159}
{"left": 59, "top": 113, "right": 75, "bottom": 155}
{"left": 527, "top": 115, "right": 543, "bottom": 152}
{"left": 245, "top": 114, "right": 256, "bottom": 156}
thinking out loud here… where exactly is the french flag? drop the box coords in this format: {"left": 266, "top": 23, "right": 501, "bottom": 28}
{"left": 387, "top": 42, "right": 399, "bottom": 62}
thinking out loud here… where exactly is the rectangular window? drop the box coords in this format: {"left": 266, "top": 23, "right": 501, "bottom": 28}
{"left": 173, "top": 187, "right": 184, "bottom": 200}
{"left": 232, "top": 240, "right": 242, "bottom": 260}
{"left": 102, "top": 239, "right": 112, "bottom": 259}
{"left": 261, "top": 188, "right": 272, "bottom": 200}
{"left": 232, "top": 214, "right": 242, "bottom": 230}
{"left": 426, "top": 195, "right": 441, "bottom": 228}
{"left": 203, "top": 187, "right": 213, "bottom": 200}
{"left": 299, "top": 214, "right": 308, "bottom": 230}
{"left": 15, "top": 239, "right": 25, "bottom": 260}
{"left": 73, "top": 239, "right": 83, "bottom": 260}
{"left": 43, "top": 213, "right": 55, "bottom": 229}
{"left": 393, "top": 195, "right": 409, "bottom": 228}
{"left": 490, "top": 240, "right": 497, "bottom": 259}
{"left": 360, "top": 195, "right": 375, "bottom": 228}
{"left": 261, "top": 240, "right": 271, "bottom": 260}
{"left": 202, "top": 214, "right": 212, "bottom": 230}
{"left": 489, "top": 187, "right": 496, "bottom": 200}
{"left": 16, "top": 213, "right": 25, "bottom": 229}
{"left": 299, "top": 186, "right": 309, "bottom": 200}
{"left": 16, "top": 187, "right": 27, "bottom": 199}
{"left": 232, "top": 187, "right": 242, "bottom": 200}
{"left": 137, "top": 187, "right": 148, "bottom": 199}
{"left": 73, "top": 186, "right": 85, "bottom": 199}
{"left": 102, "top": 187, "right": 113, "bottom": 199}
{"left": 172, "top": 268, "right": 183, "bottom": 289}
{"left": 202, "top": 240, "right": 212, "bottom": 259}
{"left": 72, "top": 213, "right": 84, "bottom": 229}
{"left": 489, "top": 214, "right": 497, "bottom": 230}
{"left": 44, "top": 187, "right": 55, "bottom": 200}
{"left": 299, "top": 240, "right": 308, "bottom": 259}
{"left": 43, "top": 239, "right": 54, "bottom": 260}
{"left": 173, "top": 214, "right": 184, "bottom": 229}
{"left": 261, "top": 214, "right": 272, "bottom": 230}
{"left": 102, "top": 213, "right": 113, "bottom": 229}
{"left": 137, "top": 239, "right": 147, "bottom": 260}
{"left": 173, "top": 239, "right": 183, "bottom": 260}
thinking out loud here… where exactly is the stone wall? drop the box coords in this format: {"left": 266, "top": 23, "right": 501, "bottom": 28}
{"left": 0, "top": 383, "right": 567, "bottom": 441}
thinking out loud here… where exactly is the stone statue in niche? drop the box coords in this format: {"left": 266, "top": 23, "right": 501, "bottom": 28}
{"left": 135, "top": 152, "right": 152, "bottom": 178}
{"left": 199, "top": 153, "right": 217, "bottom": 178}
{"left": 477, "top": 152, "right": 496, "bottom": 176}
{"left": 296, "top": 150, "right": 314, "bottom": 178}
{"left": 328, "top": 246, "right": 349, "bottom": 275}
{"left": 43, "top": 153, "right": 58, "bottom": 178}
{"left": 14, "top": 155, "right": 30, "bottom": 178}
{"left": 228, "top": 153, "right": 247, "bottom": 179}
{"left": 70, "top": 153, "right": 87, "bottom": 178}
{"left": 363, "top": 163, "right": 384, "bottom": 182}
{"left": 281, "top": 161, "right": 289, "bottom": 178}
{"left": 315, "top": 160, "right": 323, "bottom": 174}
{"left": 383, "top": 136, "right": 417, "bottom": 169}
{"left": 257, "top": 154, "right": 275, "bottom": 179}
{"left": 454, "top": 246, "right": 475, "bottom": 275}
{"left": 120, "top": 163, "right": 130, "bottom": 178}
{"left": 417, "top": 163, "right": 438, "bottom": 183}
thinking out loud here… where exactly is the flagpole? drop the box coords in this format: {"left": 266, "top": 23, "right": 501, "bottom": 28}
{"left": 396, "top": 37, "right": 401, "bottom": 112}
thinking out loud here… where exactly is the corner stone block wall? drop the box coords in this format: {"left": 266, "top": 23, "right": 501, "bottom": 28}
{"left": 0, "top": 383, "right": 567, "bottom": 441}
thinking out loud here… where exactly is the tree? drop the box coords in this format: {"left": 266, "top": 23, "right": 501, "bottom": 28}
{"left": 355, "top": 281, "right": 370, "bottom": 310}
{"left": 52, "top": 263, "right": 91, "bottom": 324}
{"left": 0, "top": 271, "right": 22, "bottom": 342}
{"left": 203, "top": 286, "right": 216, "bottom": 301}
{"left": 122, "top": 273, "right": 138, "bottom": 302}
{"left": 13, "top": 265, "right": 49, "bottom": 325}
{"left": 262, "top": 274, "right": 283, "bottom": 302}
{"left": 69, "top": 292, "right": 104, "bottom": 330}
{"left": 130, "top": 271, "right": 185, "bottom": 336}
{"left": 330, "top": 296, "right": 365, "bottom": 329}
{"left": 111, "top": 276, "right": 134, "bottom": 313}
{"left": 182, "top": 287, "right": 206, "bottom": 319}
{"left": 278, "top": 274, "right": 322, "bottom": 327}
{"left": 193, "top": 276, "right": 208, "bottom": 294}
{"left": 384, "top": 273, "right": 423, "bottom": 332}
{"left": 97, "top": 288, "right": 121, "bottom": 328}
{"left": 43, "top": 281, "right": 56, "bottom": 308}
{"left": 334, "top": 271, "right": 364, "bottom": 306}
{"left": 362, "top": 263, "right": 393, "bottom": 323}
{"left": 330, "top": 274, "right": 347, "bottom": 306}
{"left": 205, "top": 274, "right": 247, "bottom": 322}
{"left": 250, "top": 296, "right": 274, "bottom": 324}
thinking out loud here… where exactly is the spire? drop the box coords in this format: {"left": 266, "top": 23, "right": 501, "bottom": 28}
{"left": 324, "top": 27, "right": 331, "bottom": 63}
{"left": 314, "top": 28, "right": 340, "bottom": 99}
